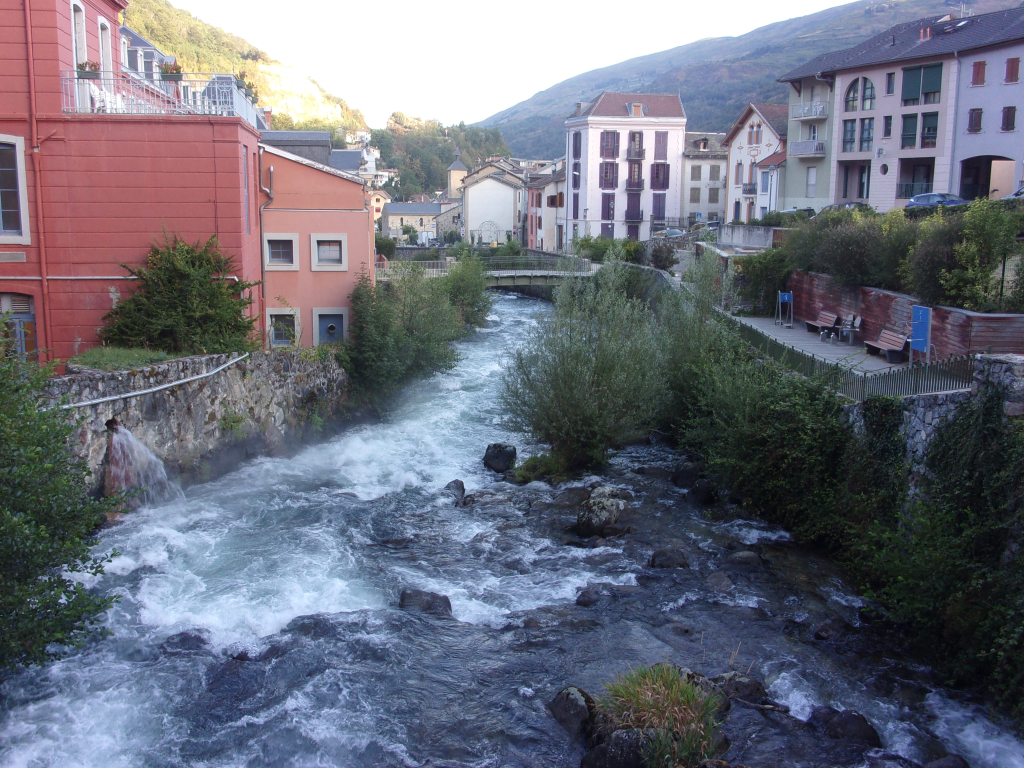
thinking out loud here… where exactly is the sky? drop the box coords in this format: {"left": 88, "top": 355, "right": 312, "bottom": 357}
{"left": 170, "top": 0, "right": 854, "bottom": 128}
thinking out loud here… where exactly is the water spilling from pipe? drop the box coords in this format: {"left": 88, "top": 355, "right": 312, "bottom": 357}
{"left": 104, "top": 425, "right": 184, "bottom": 508}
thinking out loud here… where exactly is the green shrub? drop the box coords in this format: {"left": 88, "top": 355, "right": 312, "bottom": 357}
{"left": 748, "top": 210, "right": 809, "bottom": 228}
{"left": 648, "top": 241, "right": 676, "bottom": 271}
{"left": 444, "top": 256, "right": 493, "bottom": 327}
{"left": 98, "top": 235, "right": 259, "bottom": 354}
{"left": 500, "top": 262, "right": 667, "bottom": 467}
{"left": 598, "top": 664, "right": 721, "bottom": 768}
{"left": 0, "top": 352, "right": 120, "bottom": 669}
{"left": 940, "top": 199, "right": 1023, "bottom": 311}
{"left": 907, "top": 210, "right": 966, "bottom": 305}
{"left": 512, "top": 452, "right": 569, "bottom": 483}
{"left": 68, "top": 346, "right": 173, "bottom": 371}
{"left": 374, "top": 233, "right": 396, "bottom": 259}
{"left": 734, "top": 248, "right": 793, "bottom": 316}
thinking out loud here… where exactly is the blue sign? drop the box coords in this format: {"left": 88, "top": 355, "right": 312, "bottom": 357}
{"left": 911, "top": 305, "right": 931, "bottom": 353}
{"left": 779, "top": 292, "right": 793, "bottom": 303}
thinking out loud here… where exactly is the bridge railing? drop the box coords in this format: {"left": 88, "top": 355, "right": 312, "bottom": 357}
{"left": 376, "top": 255, "right": 593, "bottom": 282}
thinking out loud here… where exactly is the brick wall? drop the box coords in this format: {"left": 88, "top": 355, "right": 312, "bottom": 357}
{"left": 788, "top": 271, "right": 1024, "bottom": 356}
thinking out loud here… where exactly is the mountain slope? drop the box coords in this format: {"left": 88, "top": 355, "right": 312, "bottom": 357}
{"left": 122, "top": 0, "right": 366, "bottom": 130}
{"left": 482, "top": 0, "right": 1020, "bottom": 158}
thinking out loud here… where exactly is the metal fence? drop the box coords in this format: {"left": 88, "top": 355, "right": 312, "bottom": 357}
{"left": 375, "top": 255, "right": 594, "bottom": 282}
{"left": 61, "top": 71, "right": 260, "bottom": 128}
{"left": 729, "top": 318, "right": 975, "bottom": 401}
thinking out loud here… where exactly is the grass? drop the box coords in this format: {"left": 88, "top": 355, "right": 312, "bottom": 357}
{"left": 598, "top": 664, "right": 721, "bottom": 767}
{"left": 513, "top": 453, "right": 569, "bottom": 484}
{"left": 68, "top": 346, "right": 175, "bottom": 371}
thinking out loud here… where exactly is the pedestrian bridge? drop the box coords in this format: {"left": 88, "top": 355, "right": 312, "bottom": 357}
{"left": 375, "top": 255, "right": 597, "bottom": 287}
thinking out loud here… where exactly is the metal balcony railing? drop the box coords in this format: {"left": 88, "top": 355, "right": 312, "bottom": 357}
{"left": 897, "top": 182, "right": 933, "bottom": 198}
{"left": 624, "top": 208, "right": 644, "bottom": 222}
{"left": 790, "top": 102, "right": 829, "bottom": 119}
{"left": 626, "top": 146, "right": 645, "bottom": 160}
{"left": 741, "top": 183, "right": 758, "bottom": 195}
{"left": 61, "top": 70, "right": 261, "bottom": 129}
{"left": 789, "top": 140, "right": 826, "bottom": 156}
{"left": 625, "top": 178, "right": 645, "bottom": 190}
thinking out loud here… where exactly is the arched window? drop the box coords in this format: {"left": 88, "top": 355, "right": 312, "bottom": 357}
{"left": 71, "top": 3, "right": 87, "bottom": 65}
{"left": 97, "top": 18, "right": 112, "bottom": 72}
{"left": 861, "top": 78, "right": 876, "bottom": 110}
{"left": 845, "top": 79, "right": 859, "bottom": 112}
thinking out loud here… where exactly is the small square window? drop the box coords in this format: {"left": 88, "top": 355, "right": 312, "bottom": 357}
{"left": 270, "top": 314, "right": 295, "bottom": 346}
{"left": 268, "top": 239, "right": 293, "bottom": 264}
{"left": 317, "top": 240, "right": 342, "bottom": 263}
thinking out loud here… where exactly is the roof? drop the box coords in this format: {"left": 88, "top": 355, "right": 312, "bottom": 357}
{"left": 723, "top": 103, "right": 789, "bottom": 145}
{"left": 260, "top": 130, "right": 332, "bottom": 144}
{"left": 120, "top": 26, "right": 163, "bottom": 52}
{"left": 461, "top": 171, "right": 525, "bottom": 192}
{"left": 447, "top": 158, "right": 469, "bottom": 171}
{"left": 780, "top": 7, "right": 1024, "bottom": 81}
{"left": 381, "top": 202, "right": 443, "bottom": 215}
{"left": 683, "top": 131, "right": 728, "bottom": 156}
{"left": 757, "top": 150, "right": 787, "bottom": 168}
{"left": 569, "top": 92, "right": 686, "bottom": 120}
{"left": 258, "top": 143, "right": 364, "bottom": 185}
{"left": 329, "top": 150, "right": 365, "bottom": 171}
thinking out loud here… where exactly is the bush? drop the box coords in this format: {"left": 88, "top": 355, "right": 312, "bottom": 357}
{"left": 648, "top": 241, "right": 676, "bottom": 271}
{"left": 907, "top": 210, "right": 965, "bottom": 305}
{"left": 0, "top": 351, "right": 120, "bottom": 669}
{"left": 748, "top": 210, "right": 809, "bottom": 228}
{"left": 734, "top": 248, "right": 793, "bottom": 315}
{"left": 500, "top": 262, "right": 667, "bottom": 467}
{"left": 598, "top": 664, "right": 721, "bottom": 767}
{"left": 374, "top": 233, "right": 396, "bottom": 259}
{"left": 940, "top": 199, "right": 1023, "bottom": 311}
{"left": 98, "top": 235, "right": 259, "bottom": 354}
{"left": 444, "top": 256, "right": 493, "bottom": 327}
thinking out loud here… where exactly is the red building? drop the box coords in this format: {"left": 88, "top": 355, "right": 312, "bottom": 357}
{"left": 1, "top": 0, "right": 264, "bottom": 361}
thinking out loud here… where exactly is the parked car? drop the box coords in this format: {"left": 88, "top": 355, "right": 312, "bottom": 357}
{"left": 904, "top": 192, "right": 967, "bottom": 208}
{"left": 1003, "top": 185, "right": 1024, "bottom": 199}
{"left": 814, "top": 202, "right": 874, "bottom": 216}
{"left": 653, "top": 228, "right": 686, "bottom": 238}
{"left": 780, "top": 207, "right": 815, "bottom": 217}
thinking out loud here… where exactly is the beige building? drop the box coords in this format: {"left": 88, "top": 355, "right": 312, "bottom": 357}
{"left": 682, "top": 132, "right": 728, "bottom": 226}
{"left": 380, "top": 201, "right": 442, "bottom": 239}
{"left": 368, "top": 190, "right": 391, "bottom": 224}
{"left": 724, "top": 103, "right": 789, "bottom": 222}
{"left": 446, "top": 148, "right": 469, "bottom": 198}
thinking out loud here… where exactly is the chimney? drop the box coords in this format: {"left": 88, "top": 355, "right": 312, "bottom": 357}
{"left": 631, "top": 102, "right": 643, "bottom": 117}
{"left": 576, "top": 101, "right": 585, "bottom": 116}
{"left": 920, "top": 26, "right": 931, "bottom": 40}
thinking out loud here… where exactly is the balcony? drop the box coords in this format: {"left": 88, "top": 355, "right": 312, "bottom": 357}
{"left": 626, "top": 146, "right": 645, "bottom": 160}
{"left": 625, "top": 178, "right": 645, "bottom": 191}
{"left": 789, "top": 140, "right": 826, "bottom": 157}
{"left": 61, "top": 70, "right": 262, "bottom": 129}
{"left": 897, "top": 182, "right": 932, "bottom": 199}
{"left": 742, "top": 183, "right": 758, "bottom": 195}
{"left": 790, "top": 102, "right": 829, "bottom": 120}
{"left": 624, "top": 208, "right": 644, "bottom": 222}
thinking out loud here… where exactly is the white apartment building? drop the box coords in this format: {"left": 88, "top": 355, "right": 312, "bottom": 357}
{"left": 723, "top": 103, "right": 789, "bottom": 222}
{"left": 681, "top": 132, "right": 728, "bottom": 226}
{"left": 564, "top": 92, "right": 687, "bottom": 241}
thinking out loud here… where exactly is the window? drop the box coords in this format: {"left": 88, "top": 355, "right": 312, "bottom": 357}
{"left": 690, "top": 187, "right": 701, "bottom": 204}
{"left": 317, "top": 240, "right": 342, "bottom": 263}
{"left": 883, "top": 115, "right": 892, "bottom": 137}
{"left": 601, "top": 193, "right": 615, "bottom": 221}
{"left": 599, "top": 131, "right": 619, "bottom": 159}
{"left": 806, "top": 123, "right": 818, "bottom": 141}
{"left": 98, "top": 19, "right": 112, "bottom": 73}
{"left": 708, "top": 187, "right": 719, "bottom": 204}
{"left": 0, "top": 140, "right": 27, "bottom": 240}
{"left": 859, "top": 117, "right": 874, "bottom": 152}
{"left": 627, "top": 161, "right": 642, "bottom": 187}
{"left": 902, "top": 67, "right": 921, "bottom": 106}
{"left": 270, "top": 313, "right": 296, "bottom": 347}
{"left": 733, "top": 200, "right": 741, "bottom": 221}
{"left": 652, "top": 193, "right": 666, "bottom": 219}
{"left": 71, "top": 3, "right": 86, "bottom": 65}
{"left": 268, "top": 239, "right": 294, "bottom": 264}
{"left": 842, "top": 119, "right": 856, "bottom": 152}
{"left": 627, "top": 131, "right": 643, "bottom": 157}
{"left": 885, "top": 72, "right": 895, "bottom": 94}
{"left": 922, "top": 64, "right": 943, "bottom": 103}
{"left": 921, "top": 112, "right": 938, "bottom": 148}
{"left": 972, "top": 61, "right": 986, "bottom": 86}
{"left": 806, "top": 166, "right": 817, "bottom": 198}
{"left": 651, "top": 163, "right": 670, "bottom": 190}
{"left": 599, "top": 162, "right": 618, "bottom": 189}
{"left": 760, "top": 170, "right": 770, "bottom": 194}
{"left": 1007, "top": 57, "right": 1020, "bottom": 83}
{"left": 654, "top": 131, "right": 668, "bottom": 161}
{"left": 761, "top": 206, "right": 768, "bottom": 218}
{"left": 691, "top": 164, "right": 702, "bottom": 181}
{"left": 845, "top": 79, "right": 859, "bottom": 112}
{"left": 901, "top": 114, "right": 918, "bottom": 148}
{"left": 572, "top": 192, "right": 579, "bottom": 219}
{"left": 862, "top": 78, "right": 876, "bottom": 110}
{"left": 734, "top": 162, "right": 743, "bottom": 184}
{"left": 557, "top": 191, "right": 564, "bottom": 207}
{"left": 572, "top": 162, "right": 580, "bottom": 190}
{"left": 858, "top": 164, "right": 870, "bottom": 199}
{"left": 600, "top": 223, "right": 614, "bottom": 239}
{"left": 1002, "top": 106, "right": 1016, "bottom": 132}
{"left": 967, "top": 108, "right": 983, "bottom": 133}
{"left": 709, "top": 164, "right": 720, "bottom": 182}
{"left": 842, "top": 165, "right": 849, "bottom": 198}
{"left": 572, "top": 131, "right": 581, "bottom": 159}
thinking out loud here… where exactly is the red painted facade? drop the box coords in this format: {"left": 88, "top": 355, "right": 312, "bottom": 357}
{"left": 788, "top": 270, "right": 1024, "bottom": 357}
{"left": 1, "top": 0, "right": 262, "bottom": 361}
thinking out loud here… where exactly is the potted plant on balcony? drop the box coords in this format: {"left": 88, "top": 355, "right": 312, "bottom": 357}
{"left": 159, "top": 62, "right": 183, "bottom": 82}
{"left": 76, "top": 61, "right": 100, "bottom": 80}
{"left": 235, "top": 71, "right": 247, "bottom": 90}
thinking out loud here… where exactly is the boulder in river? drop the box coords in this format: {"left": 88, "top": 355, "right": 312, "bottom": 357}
{"left": 580, "top": 727, "right": 652, "bottom": 768}
{"left": 553, "top": 486, "right": 591, "bottom": 506}
{"left": 547, "top": 686, "right": 595, "bottom": 740}
{"left": 577, "top": 497, "right": 625, "bottom": 537}
{"left": 706, "top": 571, "right": 734, "bottom": 592}
{"left": 710, "top": 671, "right": 767, "bottom": 702}
{"left": 723, "top": 550, "right": 763, "bottom": 569}
{"left": 443, "top": 479, "right": 465, "bottom": 505}
{"left": 650, "top": 548, "right": 689, "bottom": 569}
{"left": 689, "top": 478, "right": 717, "bottom": 505}
{"left": 671, "top": 462, "right": 700, "bottom": 489}
{"left": 483, "top": 443, "right": 517, "bottom": 473}
{"left": 398, "top": 589, "right": 453, "bottom": 618}
{"left": 822, "top": 709, "right": 882, "bottom": 747}
{"left": 634, "top": 465, "right": 672, "bottom": 480}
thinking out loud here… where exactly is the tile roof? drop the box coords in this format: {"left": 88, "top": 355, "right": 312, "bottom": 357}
{"left": 328, "top": 150, "right": 365, "bottom": 171}
{"left": 752, "top": 103, "right": 789, "bottom": 139}
{"left": 447, "top": 158, "right": 469, "bottom": 171}
{"left": 381, "top": 202, "right": 443, "bottom": 215}
{"left": 780, "top": 6, "right": 1024, "bottom": 81}
{"left": 258, "top": 144, "right": 363, "bottom": 185}
{"left": 756, "top": 150, "right": 788, "bottom": 167}
{"left": 683, "top": 131, "right": 728, "bottom": 155}
{"left": 571, "top": 92, "right": 685, "bottom": 119}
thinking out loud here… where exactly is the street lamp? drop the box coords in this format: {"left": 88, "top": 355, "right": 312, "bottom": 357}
{"left": 768, "top": 164, "right": 777, "bottom": 213}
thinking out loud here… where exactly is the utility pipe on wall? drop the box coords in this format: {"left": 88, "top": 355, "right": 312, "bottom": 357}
{"left": 258, "top": 147, "right": 274, "bottom": 348}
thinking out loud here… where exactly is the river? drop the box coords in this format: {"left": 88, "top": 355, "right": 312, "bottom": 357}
{"left": 1, "top": 293, "right": 1022, "bottom": 768}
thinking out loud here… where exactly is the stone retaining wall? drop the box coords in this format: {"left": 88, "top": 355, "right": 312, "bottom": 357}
{"left": 46, "top": 350, "right": 349, "bottom": 492}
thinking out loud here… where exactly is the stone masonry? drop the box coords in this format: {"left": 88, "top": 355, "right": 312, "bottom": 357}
{"left": 45, "top": 350, "right": 349, "bottom": 493}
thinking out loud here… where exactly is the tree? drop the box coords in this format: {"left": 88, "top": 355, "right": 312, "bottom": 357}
{"left": 0, "top": 349, "right": 120, "bottom": 668}
{"left": 402, "top": 224, "right": 417, "bottom": 243}
{"left": 375, "top": 233, "right": 396, "bottom": 258}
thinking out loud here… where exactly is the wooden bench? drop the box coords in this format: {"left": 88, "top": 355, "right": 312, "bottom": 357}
{"left": 805, "top": 311, "right": 840, "bottom": 335}
{"left": 864, "top": 329, "right": 909, "bottom": 363}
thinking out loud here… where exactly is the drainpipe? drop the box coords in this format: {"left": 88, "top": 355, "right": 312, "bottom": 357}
{"left": 258, "top": 147, "right": 273, "bottom": 348}
{"left": 23, "top": 0, "right": 54, "bottom": 362}
{"left": 950, "top": 52, "right": 962, "bottom": 196}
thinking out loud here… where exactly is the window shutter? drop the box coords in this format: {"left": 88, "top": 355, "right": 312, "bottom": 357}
{"left": 1007, "top": 57, "right": 1020, "bottom": 83}
{"left": 654, "top": 131, "right": 668, "bottom": 161}
{"left": 572, "top": 192, "right": 579, "bottom": 219}
{"left": 613, "top": 132, "right": 620, "bottom": 158}
{"left": 558, "top": 191, "right": 564, "bottom": 207}
{"left": 612, "top": 163, "right": 619, "bottom": 188}
{"left": 901, "top": 67, "right": 921, "bottom": 101}
{"left": 921, "top": 63, "right": 942, "bottom": 94}
{"left": 971, "top": 61, "right": 985, "bottom": 86}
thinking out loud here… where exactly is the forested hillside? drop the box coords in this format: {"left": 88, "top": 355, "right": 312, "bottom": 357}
{"left": 122, "top": 0, "right": 366, "bottom": 133}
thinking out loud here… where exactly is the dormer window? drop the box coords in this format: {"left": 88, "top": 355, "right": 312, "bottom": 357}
{"left": 630, "top": 102, "right": 643, "bottom": 117}
{"left": 700, "top": 139, "right": 708, "bottom": 150}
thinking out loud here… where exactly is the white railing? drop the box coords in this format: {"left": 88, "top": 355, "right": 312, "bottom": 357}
{"left": 790, "top": 102, "right": 829, "bottom": 119}
{"left": 61, "top": 70, "right": 260, "bottom": 129}
{"left": 789, "top": 140, "right": 827, "bottom": 156}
